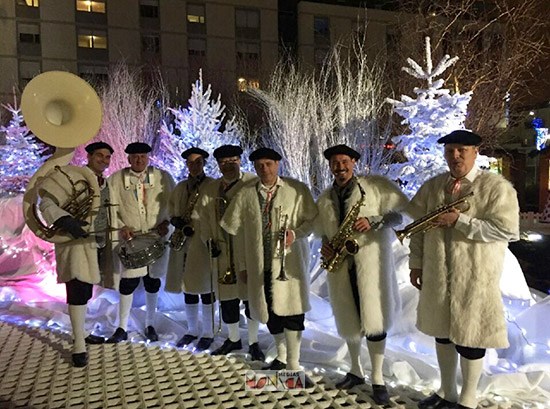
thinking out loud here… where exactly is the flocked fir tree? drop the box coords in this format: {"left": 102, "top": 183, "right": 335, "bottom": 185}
{"left": 153, "top": 70, "right": 250, "bottom": 181}
{"left": 386, "top": 37, "right": 475, "bottom": 196}
{"left": 0, "top": 101, "right": 49, "bottom": 197}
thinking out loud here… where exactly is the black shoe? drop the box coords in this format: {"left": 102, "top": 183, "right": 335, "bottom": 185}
{"left": 85, "top": 334, "right": 105, "bottom": 344}
{"left": 418, "top": 393, "right": 457, "bottom": 409}
{"left": 211, "top": 338, "right": 242, "bottom": 355}
{"left": 262, "top": 358, "right": 286, "bottom": 370}
{"left": 195, "top": 337, "right": 214, "bottom": 352}
{"left": 372, "top": 384, "right": 390, "bottom": 405}
{"left": 248, "top": 342, "right": 265, "bottom": 362}
{"left": 303, "top": 374, "right": 315, "bottom": 389}
{"left": 335, "top": 373, "right": 365, "bottom": 389}
{"left": 106, "top": 327, "right": 128, "bottom": 343}
{"left": 72, "top": 352, "right": 88, "bottom": 367}
{"left": 144, "top": 326, "right": 158, "bottom": 342}
{"left": 176, "top": 334, "right": 198, "bottom": 348}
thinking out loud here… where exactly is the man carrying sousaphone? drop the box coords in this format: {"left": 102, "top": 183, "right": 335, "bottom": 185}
{"left": 106, "top": 142, "right": 175, "bottom": 344}
{"left": 165, "top": 147, "right": 216, "bottom": 351}
{"left": 197, "top": 145, "right": 264, "bottom": 361}
{"left": 315, "top": 144, "right": 408, "bottom": 404}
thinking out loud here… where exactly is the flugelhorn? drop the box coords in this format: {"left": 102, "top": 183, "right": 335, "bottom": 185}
{"left": 395, "top": 191, "right": 474, "bottom": 243}
{"left": 275, "top": 206, "right": 289, "bottom": 281}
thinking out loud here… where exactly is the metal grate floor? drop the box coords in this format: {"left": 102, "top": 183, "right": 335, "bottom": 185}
{"left": 0, "top": 319, "right": 537, "bottom": 409}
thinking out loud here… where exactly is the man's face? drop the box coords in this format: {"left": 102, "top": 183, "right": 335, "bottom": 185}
{"left": 128, "top": 153, "right": 149, "bottom": 173}
{"left": 329, "top": 154, "right": 356, "bottom": 186}
{"left": 444, "top": 144, "right": 478, "bottom": 178}
{"left": 186, "top": 153, "right": 205, "bottom": 177}
{"left": 217, "top": 156, "right": 241, "bottom": 180}
{"left": 254, "top": 159, "right": 279, "bottom": 185}
{"left": 87, "top": 148, "right": 112, "bottom": 175}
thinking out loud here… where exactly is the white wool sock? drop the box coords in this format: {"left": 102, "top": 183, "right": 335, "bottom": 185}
{"left": 118, "top": 293, "right": 133, "bottom": 331}
{"left": 68, "top": 304, "right": 87, "bottom": 354}
{"left": 145, "top": 291, "right": 158, "bottom": 328}
{"left": 228, "top": 322, "right": 240, "bottom": 342}
{"left": 459, "top": 356, "right": 484, "bottom": 408}
{"left": 247, "top": 318, "right": 259, "bottom": 345}
{"left": 273, "top": 332, "right": 287, "bottom": 363}
{"left": 285, "top": 329, "right": 303, "bottom": 371}
{"left": 202, "top": 303, "right": 215, "bottom": 338}
{"left": 347, "top": 338, "right": 365, "bottom": 378}
{"left": 367, "top": 338, "right": 385, "bottom": 385}
{"left": 436, "top": 341, "right": 458, "bottom": 402}
{"left": 185, "top": 303, "right": 199, "bottom": 336}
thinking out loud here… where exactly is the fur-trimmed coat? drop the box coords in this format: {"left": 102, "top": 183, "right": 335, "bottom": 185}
{"left": 408, "top": 171, "right": 519, "bottom": 349}
{"left": 108, "top": 167, "right": 175, "bottom": 279}
{"left": 165, "top": 176, "right": 213, "bottom": 294}
{"left": 38, "top": 165, "right": 103, "bottom": 285}
{"left": 198, "top": 172, "right": 257, "bottom": 301}
{"left": 220, "top": 177, "right": 318, "bottom": 323}
{"left": 316, "top": 176, "right": 409, "bottom": 340}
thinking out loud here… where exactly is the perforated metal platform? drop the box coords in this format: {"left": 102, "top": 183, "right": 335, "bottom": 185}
{"left": 0, "top": 319, "right": 539, "bottom": 408}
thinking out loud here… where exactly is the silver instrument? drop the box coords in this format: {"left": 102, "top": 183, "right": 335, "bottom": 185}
{"left": 116, "top": 231, "right": 166, "bottom": 269}
{"left": 275, "top": 206, "right": 289, "bottom": 281}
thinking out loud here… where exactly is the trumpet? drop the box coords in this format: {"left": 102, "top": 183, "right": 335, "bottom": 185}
{"left": 215, "top": 197, "right": 237, "bottom": 285}
{"left": 275, "top": 206, "right": 289, "bottom": 281}
{"left": 395, "top": 191, "right": 474, "bottom": 243}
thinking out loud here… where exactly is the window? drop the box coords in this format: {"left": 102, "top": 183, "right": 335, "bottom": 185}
{"left": 19, "top": 60, "right": 41, "bottom": 83}
{"left": 188, "top": 38, "right": 206, "bottom": 56}
{"left": 314, "top": 16, "right": 330, "bottom": 44}
{"left": 79, "top": 64, "right": 108, "bottom": 83}
{"left": 18, "top": 23, "right": 40, "bottom": 44}
{"left": 141, "top": 34, "right": 160, "bottom": 53}
{"left": 236, "top": 41, "right": 259, "bottom": 60}
{"left": 18, "top": 0, "right": 39, "bottom": 7}
{"left": 76, "top": 0, "right": 106, "bottom": 13}
{"left": 237, "top": 77, "right": 259, "bottom": 92}
{"left": 235, "top": 8, "right": 260, "bottom": 39}
{"left": 187, "top": 4, "right": 205, "bottom": 24}
{"left": 78, "top": 29, "right": 107, "bottom": 49}
{"left": 140, "top": 0, "right": 159, "bottom": 18}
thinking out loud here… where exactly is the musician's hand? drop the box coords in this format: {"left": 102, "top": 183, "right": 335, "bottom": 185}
{"left": 410, "top": 268, "right": 423, "bottom": 290}
{"left": 54, "top": 216, "right": 89, "bottom": 239}
{"left": 353, "top": 217, "right": 371, "bottom": 232}
{"left": 156, "top": 220, "right": 170, "bottom": 237}
{"left": 285, "top": 229, "right": 295, "bottom": 248}
{"left": 239, "top": 270, "right": 247, "bottom": 284}
{"left": 434, "top": 208, "right": 460, "bottom": 228}
{"left": 120, "top": 226, "right": 134, "bottom": 241}
{"left": 321, "top": 242, "right": 335, "bottom": 259}
{"left": 170, "top": 216, "right": 185, "bottom": 229}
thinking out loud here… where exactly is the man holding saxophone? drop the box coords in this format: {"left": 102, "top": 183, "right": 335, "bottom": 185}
{"left": 409, "top": 130, "right": 519, "bottom": 409}
{"left": 198, "top": 145, "right": 264, "bottom": 360}
{"left": 316, "top": 144, "right": 408, "bottom": 405}
{"left": 106, "top": 142, "right": 175, "bottom": 344}
{"left": 220, "top": 147, "right": 317, "bottom": 386}
{"left": 165, "top": 147, "right": 215, "bottom": 351}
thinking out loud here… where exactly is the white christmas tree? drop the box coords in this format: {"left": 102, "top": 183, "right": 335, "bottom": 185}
{"left": 386, "top": 37, "right": 473, "bottom": 196}
{"left": 153, "top": 70, "right": 250, "bottom": 181}
{"left": 0, "top": 101, "right": 48, "bottom": 197}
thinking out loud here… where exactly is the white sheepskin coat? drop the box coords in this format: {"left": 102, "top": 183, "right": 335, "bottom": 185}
{"left": 108, "top": 167, "right": 175, "bottom": 279}
{"left": 220, "top": 177, "right": 318, "bottom": 324}
{"left": 165, "top": 176, "right": 214, "bottom": 294}
{"left": 316, "top": 176, "right": 409, "bottom": 340}
{"left": 408, "top": 171, "right": 520, "bottom": 348}
{"left": 198, "top": 172, "right": 257, "bottom": 301}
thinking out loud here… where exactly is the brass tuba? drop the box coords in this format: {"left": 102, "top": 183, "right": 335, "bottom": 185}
{"left": 21, "top": 71, "right": 103, "bottom": 243}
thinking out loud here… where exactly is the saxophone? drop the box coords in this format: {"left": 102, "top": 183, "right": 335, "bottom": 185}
{"left": 169, "top": 184, "right": 201, "bottom": 251}
{"left": 321, "top": 182, "right": 366, "bottom": 273}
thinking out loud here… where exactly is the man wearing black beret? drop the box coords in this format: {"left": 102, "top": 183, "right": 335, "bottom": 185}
{"left": 315, "top": 144, "right": 408, "bottom": 403}
{"left": 409, "top": 130, "right": 519, "bottom": 409}
{"left": 220, "top": 147, "right": 317, "bottom": 387}
{"left": 106, "top": 142, "right": 175, "bottom": 344}
{"left": 36, "top": 140, "right": 115, "bottom": 366}
{"left": 197, "top": 145, "right": 264, "bottom": 361}
{"left": 165, "top": 147, "right": 216, "bottom": 351}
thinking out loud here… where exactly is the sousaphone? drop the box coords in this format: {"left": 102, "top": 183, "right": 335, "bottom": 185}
{"left": 22, "top": 71, "right": 103, "bottom": 243}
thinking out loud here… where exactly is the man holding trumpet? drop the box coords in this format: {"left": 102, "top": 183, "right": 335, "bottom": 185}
{"left": 315, "top": 144, "right": 408, "bottom": 404}
{"left": 198, "top": 145, "right": 264, "bottom": 360}
{"left": 220, "top": 147, "right": 317, "bottom": 386}
{"left": 409, "top": 130, "right": 519, "bottom": 409}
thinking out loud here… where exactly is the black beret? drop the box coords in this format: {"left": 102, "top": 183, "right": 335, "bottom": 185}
{"left": 214, "top": 145, "right": 243, "bottom": 160}
{"left": 249, "top": 147, "right": 282, "bottom": 161}
{"left": 181, "top": 147, "right": 209, "bottom": 159}
{"left": 323, "top": 144, "right": 361, "bottom": 160}
{"left": 85, "top": 141, "right": 114, "bottom": 154}
{"left": 437, "top": 130, "right": 482, "bottom": 146}
{"left": 125, "top": 142, "right": 152, "bottom": 154}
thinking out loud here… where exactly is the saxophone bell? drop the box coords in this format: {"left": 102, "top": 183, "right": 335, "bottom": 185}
{"left": 182, "top": 225, "right": 195, "bottom": 237}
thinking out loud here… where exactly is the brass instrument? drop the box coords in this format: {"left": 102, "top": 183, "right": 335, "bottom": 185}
{"left": 207, "top": 239, "right": 222, "bottom": 334}
{"left": 321, "top": 183, "right": 366, "bottom": 273}
{"left": 275, "top": 206, "right": 289, "bottom": 281}
{"left": 395, "top": 191, "right": 474, "bottom": 243}
{"left": 216, "top": 197, "right": 237, "bottom": 285}
{"left": 169, "top": 185, "right": 200, "bottom": 251}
